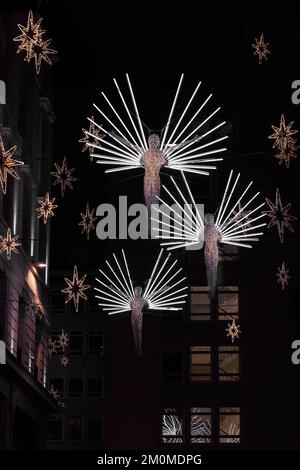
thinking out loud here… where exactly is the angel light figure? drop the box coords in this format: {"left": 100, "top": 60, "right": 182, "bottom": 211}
{"left": 154, "top": 170, "right": 266, "bottom": 296}
{"left": 95, "top": 249, "right": 187, "bottom": 355}
{"left": 85, "top": 74, "right": 228, "bottom": 208}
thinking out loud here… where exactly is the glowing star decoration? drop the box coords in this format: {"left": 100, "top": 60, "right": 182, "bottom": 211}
{"left": 275, "top": 138, "right": 299, "bottom": 168}
{"left": 51, "top": 157, "right": 77, "bottom": 197}
{"left": 25, "top": 299, "right": 42, "bottom": 319}
{"left": 95, "top": 249, "right": 188, "bottom": 355}
{"left": 252, "top": 33, "right": 270, "bottom": 64}
{"left": 79, "top": 203, "right": 97, "bottom": 240}
{"left": 0, "top": 135, "right": 24, "bottom": 195}
{"left": 79, "top": 117, "right": 105, "bottom": 161}
{"left": 62, "top": 265, "right": 91, "bottom": 312}
{"left": 13, "top": 10, "right": 57, "bottom": 75}
{"left": 226, "top": 319, "right": 241, "bottom": 343}
{"left": 268, "top": 114, "right": 298, "bottom": 149}
{"left": 48, "top": 337, "right": 60, "bottom": 358}
{"left": 154, "top": 170, "right": 266, "bottom": 296}
{"left": 276, "top": 261, "right": 291, "bottom": 291}
{"left": 36, "top": 192, "right": 58, "bottom": 224}
{"left": 49, "top": 384, "right": 60, "bottom": 400}
{"left": 58, "top": 329, "right": 69, "bottom": 352}
{"left": 86, "top": 74, "right": 228, "bottom": 207}
{"left": 263, "top": 188, "right": 297, "bottom": 243}
{"left": 59, "top": 354, "right": 70, "bottom": 368}
{"left": 0, "top": 228, "right": 21, "bottom": 260}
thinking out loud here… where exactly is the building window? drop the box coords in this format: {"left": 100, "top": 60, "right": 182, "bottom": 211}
{"left": 87, "top": 377, "right": 103, "bottom": 398}
{"left": 67, "top": 416, "right": 82, "bottom": 441}
{"left": 161, "top": 408, "right": 183, "bottom": 444}
{"left": 218, "top": 346, "right": 240, "bottom": 382}
{"left": 218, "top": 286, "right": 239, "bottom": 321}
{"left": 68, "top": 377, "right": 83, "bottom": 398}
{"left": 88, "top": 331, "right": 103, "bottom": 356}
{"left": 50, "top": 377, "right": 64, "bottom": 398}
{"left": 190, "top": 346, "right": 211, "bottom": 382}
{"left": 190, "top": 407, "right": 212, "bottom": 444}
{"left": 219, "top": 407, "right": 240, "bottom": 444}
{"left": 218, "top": 244, "right": 238, "bottom": 261}
{"left": 190, "top": 287, "right": 210, "bottom": 321}
{"left": 48, "top": 417, "right": 63, "bottom": 441}
{"left": 87, "top": 418, "right": 102, "bottom": 440}
{"left": 69, "top": 331, "right": 84, "bottom": 355}
{"left": 162, "top": 349, "right": 183, "bottom": 382}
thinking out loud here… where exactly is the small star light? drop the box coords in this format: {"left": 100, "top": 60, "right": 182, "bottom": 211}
{"left": 36, "top": 192, "right": 58, "bottom": 224}
{"left": 51, "top": 157, "right": 77, "bottom": 197}
{"left": 263, "top": 188, "right": 297, "bottom": 243}
{"left": 25, "top": 299, "right": 42, "bottom": 319}
{"left": 79, "top": 202, "right": 97, "bottom": 240}
{"left": 49, "top": 384, "right": 60, "bottom": 400}
{"left": 276, "top": 262, "right": 291, "bottom": 291}
{"left": 62, "top": 265, "right": 91, "bottom": 312}
{"left": 79, "top": 117, "right": 105, "bottom": 161}
{"left": 252, "top": 33, "right": 270, "bottom": 64}
{"left": 58, "top": 329, "right": 69, "bottom": 352}
{"left": 268, "top": 114, "right": 298, "bottom": 149}
{"left": 48, "top": 337, "right": 60, "bottom": 358}
{"left": 60, "top": 354, "right": 70, "bottom": 368}
{"left": 0, "top": 228, "right": 21, "bottom": 260}
{"left": 13, "top": 10, "right": 57, "bottom": 75}
{"left": 226, "top": 319, "right": 241, "bottom": 343}
{"left": 0, "top": 135, "right": 24, "bottom": 195}
{"left": 275, "top": 138, "right": 299, "bottom": 168}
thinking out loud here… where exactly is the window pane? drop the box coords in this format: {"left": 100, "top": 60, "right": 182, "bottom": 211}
{"left": 190, "top": 407, "right": 212, "bottom": 444}
{"left": 218, "top": 244, "right": 238, "bottom": 261}
{"left": 69, "top": 331, "right": 84, "bottom": 355}
{"left": 190, "top": 287, "right": 210, "bottom": 321}
{"left": 48, "top": 418, "right": 63, "bottom": 441}
{"left": 67, "top": 416, "right": 82, "bottom": 440}
{"left": 218, "top": 286, "right": 239, "bottom": 320}
{"left": 88, "top": 331, "right": 103, "bottom": 355}
{"left": 219, "top": 346, "right": 239, "bottom": 382}
{"left": 87, "top": 418, "right": 102, "bottom": 440}
{"left": 162, "top": 350, "right": 183, "bottom": 382}
{"left": 161, "top": 408, "right": 183, "bottom": 444}
{"left": 88, "top": 377, "right": 103, "bottom": 398}
{"left": 190, "top": 346, "right": 211, "bottom": 382}
{"left": 68, "top": 377, "right": 83, "bottom": 398}
{"left": 219, "top": 407, "right": 240, "bottom": 444}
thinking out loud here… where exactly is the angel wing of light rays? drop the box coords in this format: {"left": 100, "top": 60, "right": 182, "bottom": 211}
{"left": 86, "top": 74, "right": 227, "bottom": 176}
{"left": 94, "top": 249, "right": 188, "bottom": 314}
{"left": 154, "top": 170, "right": 266, "bottom": 250}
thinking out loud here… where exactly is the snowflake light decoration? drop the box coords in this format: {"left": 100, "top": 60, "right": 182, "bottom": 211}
{"left": 268, "top": 114, "right": 298, "bottom": 149}
{"left": 25, "top": 299, "right": 42, "bottom": 319}
{"left": 79, "top": 117, "right": 105, "bottom": 161}
{"left": 58, "top": 328, "right": 69, "bottom": 351}
{"left": 95, "top": 249, "right": 187, "bottom": 354}
{"left": 79, "top": 202, "right": 97, "bottom": 240}
{"left": 263, "top": 188, "right": 297, "bottom": 243}
{"left": 154, "top": 170, "right": 266, "bottom": 295}
{"left": 252, "top": 33, "right": 270, "bottom": 64}
{"left": 62, "top": 265, "right": 91, "bottom": 312}
{"left": 86, "top": 74, "right": 228, "bottom": 207}
{"left": 275, "top": 138, "right": 299, "bottom": 168}
{"left": 276, "top": 261, "right": 291, "bottom": 291}
{"left": 48, "top": 336, "right": 60, "bottom": 358}
{"left": 36, "top": 192, "right": 58, "bottom": 224}
{"left": 0, "top": 228, "right": 21, "bottom": 260}
{"left": 0, "top": 135, "right": 24, "bottom": 195}
{"left": 225, "top": 319, "right": 241, "bottom": 343}
{"left": 59, "top": 354, "right": 70, "bottom": 368}
{"left": 13, "top": 10, "right": 57, "bottom": 75}
{"left": 51, "top": 157, "right": 77, "bottom": 197}
{"left": 49, "top": 384, "right": 60, "bottom": 400}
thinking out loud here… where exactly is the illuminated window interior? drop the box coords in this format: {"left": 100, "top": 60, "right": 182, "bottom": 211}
{"left": 190, "top": 286, "right": 210, "bottom": 321}
{"left": 219, "top": 407, "right": 240, "bottom": 444}
{"left": 218, "top": 286, "right": 239, "bottom": 321}
{"left": 218, "top": 346, "right": 240, "bottom": 382}
{"left": 190, "top": 346, "right": 211, "bottom": 382}
{"left": 190, "top": 407, "right": 212, "bottom": 444}
{"left": 218, "top": 243, "right": 238, "bottom": 261}
{"left": 161, "top": 408, "right": 183, "bottom": 444}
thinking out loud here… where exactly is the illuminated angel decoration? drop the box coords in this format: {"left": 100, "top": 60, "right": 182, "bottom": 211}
{"left": 62, "top": 265, "right": 91, "bottom": 312}
{"left": 252, "top": 33, "right": 270, "bottom": 64}
{"left": 86, "top": 73, "right": 227, "bottom": 207}
{"left": 0, "top": 135, "right": 24, "bottom": 195}
{"left": 51, "top": 157, "right": 77, "bottom": 197}
{"left": 95, "top": 249, "right": 187, "bottom": 355}
{"left": 154, "top": 170, "right": 266, "bottom": 296}
{"left": 263, "top": 188, "right": 297, "bottom": 243}
{"left": 0, "top": 228, "right": 21, "bottom": 260}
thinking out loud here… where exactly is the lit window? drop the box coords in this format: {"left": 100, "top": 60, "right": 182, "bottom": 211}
{"left": 218, "top": 346, "right": 240, "bottom": 382}
{"left": 219, "top": 407, "right": 240, "bottom": 444}
{"left": 162, "top": 349, "right": 183, "bottom": 382}
{"left": 161, "top": 408, "right": 183, "bottom": 444}
{"left": 190, "top": 346, "right": 211, "bottom": 382}
{"left": 190, "top": 407, "right": 212, "bottom": 444}
{"left": 48, "top": 417, "right": 63, "bottom": 441}
{"left": 67, "top": 415, "right": 82, "bottom": 441}
{"left": 87, "top": 418, "right": 102, "bottom": 440}
{"left": 218, "top": 286, "right": 239, "bottom": 321}
{"left": 68, "top": 377, "right": 83, "bottom": 398}
{"left": 190, "top": 287, "right": 210, "bottom": 321}
{"left": 88, "top": 331, "right": 103, "bottom": 356}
